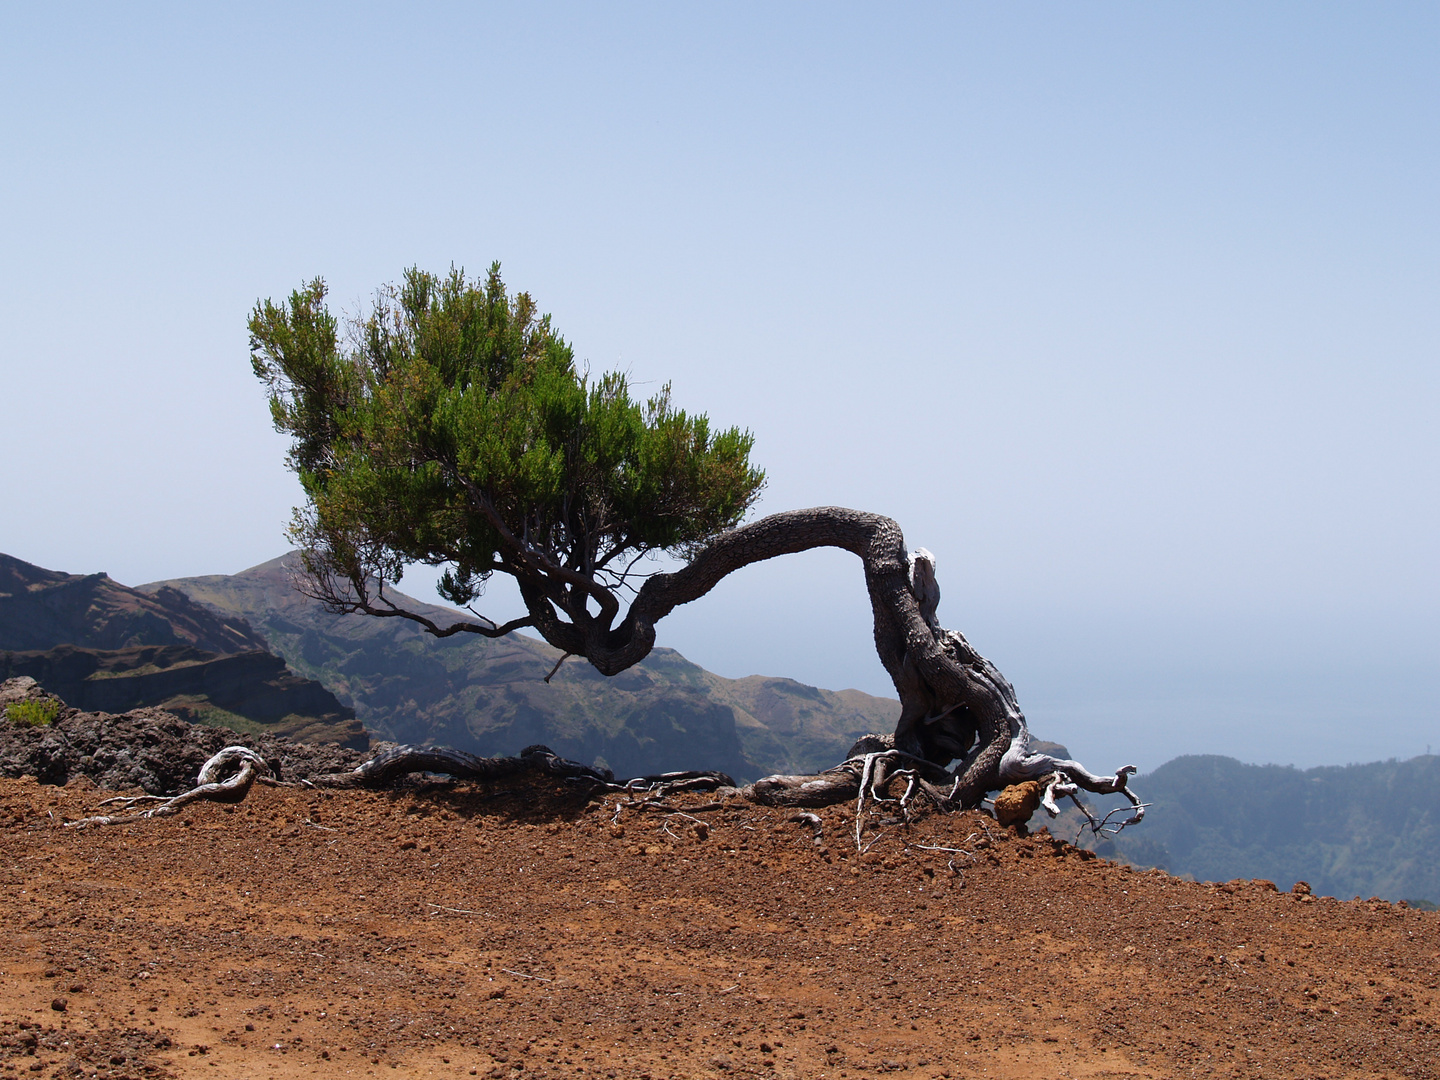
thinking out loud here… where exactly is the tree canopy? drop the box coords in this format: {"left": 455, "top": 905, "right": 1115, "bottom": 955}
{"left": 250, "top": 265, "right": 765, "bottom": 655}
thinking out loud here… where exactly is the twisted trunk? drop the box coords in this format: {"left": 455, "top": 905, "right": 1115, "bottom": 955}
{"left": 65, "top": 509, "right": 1142, "bottom": 836}
{"left": 512, "top": 508, "right": 1022, "bottom": 807}
{"left": 559, "top": 507, "right": 1137, "bottom": 818}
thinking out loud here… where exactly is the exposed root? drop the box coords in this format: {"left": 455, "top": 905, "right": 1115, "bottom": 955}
{"left": 68, "top": 747, "right": 270, "bottom": 827}
{"left": 298, "top": 743, "right": 736, "bottom": 797}
{"left": 741, "top": 549, "right": 1144, "bottom": 835}
{"left": 999, "top": 724, "right": 1143, "bottom": 827}
{"left": 59, "top": 539, "right": 1146, "bottom": 851}
{"left": 71, "top": 742, "right": 739, "bottom": 825}
{"left": 910, "top": 835, "right": 980, "bottom": 882}
{"left": 852, "top": 750, "right": 904, "bottom": 849}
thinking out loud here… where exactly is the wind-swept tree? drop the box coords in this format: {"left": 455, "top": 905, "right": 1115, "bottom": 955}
{"left": 249, "top": 265, "right": 1142, "bottom": 822}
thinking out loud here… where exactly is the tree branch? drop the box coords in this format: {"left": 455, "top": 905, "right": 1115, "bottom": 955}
{"left": 291, "top": 562, "right": 534, "bottom": 639}
{"left": 448, "top": 470, "right": 623, "bottom": 630}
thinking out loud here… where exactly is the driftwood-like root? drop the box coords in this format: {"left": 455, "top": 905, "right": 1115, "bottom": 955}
{"left": 304, "top": 743, "right": 737, "bottom": 796}
{"left": 69, "top": 746, "right": 270, "bottom": 827}
{"left": 72, "top": 742, "right": 739, "bottom": 825}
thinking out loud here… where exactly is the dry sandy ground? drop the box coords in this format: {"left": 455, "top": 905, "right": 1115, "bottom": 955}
{"left": 0, "top": 774, "right": 1436, "bottom": 1080}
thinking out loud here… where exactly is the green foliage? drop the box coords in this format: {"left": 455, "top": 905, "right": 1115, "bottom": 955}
{"left": 250, "top": 265, "right": 765, "bottom": 609}
{"left": 5, "top": 698, "right": 61, "bottom": 727}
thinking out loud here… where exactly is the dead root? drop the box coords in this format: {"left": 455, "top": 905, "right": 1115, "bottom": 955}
{"left": 67, "top": 746, "right": 270, "bottom": 827}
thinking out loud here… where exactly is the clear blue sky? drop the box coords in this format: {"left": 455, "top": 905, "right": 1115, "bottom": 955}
{"left": 2, "top": 3, "right": 1435, "bottom": 771}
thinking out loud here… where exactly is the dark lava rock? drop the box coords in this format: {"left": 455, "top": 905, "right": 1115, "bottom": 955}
{"left": 1, "top": 644, "right": 366, "bottom": 750}
{"left": 0, "top": 677, "right": 368, "bottom": 794}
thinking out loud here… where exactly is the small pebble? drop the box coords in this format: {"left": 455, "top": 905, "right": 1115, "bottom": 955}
{"left": 50, "top": 997, "right": 67, "bottom": 1011}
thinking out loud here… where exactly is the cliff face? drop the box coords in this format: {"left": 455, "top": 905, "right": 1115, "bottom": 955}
{"left": 0, "top": 553, "right": 267, "bottom": 654}
{"left": 0, "top": 554, "right": 366, "bottom": 749}
{"left": 0, "top": 644, "right": 367, "bottom": 749}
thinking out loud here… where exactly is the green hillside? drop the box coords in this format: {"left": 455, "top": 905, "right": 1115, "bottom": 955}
{"left": 146, "top": 554, "right": 900, "bottom": 781}
{"left": 1072, "top": 753, "right": 1440, "bottom": 905}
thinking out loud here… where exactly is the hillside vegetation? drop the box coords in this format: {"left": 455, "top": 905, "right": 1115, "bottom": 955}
{"left": 1097, "top": 753, "right": 1440, "bottom": 904}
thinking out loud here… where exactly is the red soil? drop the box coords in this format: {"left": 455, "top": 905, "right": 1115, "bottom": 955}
{"left": 0, "top": 775, "right": 1436, "bottom": 1080}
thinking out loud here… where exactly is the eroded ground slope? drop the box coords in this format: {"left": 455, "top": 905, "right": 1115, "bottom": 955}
{"left": 0, "top": 776, "right": 1436, "bottom": 1080}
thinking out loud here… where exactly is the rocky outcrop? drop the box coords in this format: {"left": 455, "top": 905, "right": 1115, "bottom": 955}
{"left": 0, "top": 676, "right": 368, "bottom": 794}
{"left": 0, "top": 643, "right": 367, "bottom": 749}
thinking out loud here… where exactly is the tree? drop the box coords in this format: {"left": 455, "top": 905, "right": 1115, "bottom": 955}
{"left": 249, "top": 265, "right": 1142, "bottom": 826}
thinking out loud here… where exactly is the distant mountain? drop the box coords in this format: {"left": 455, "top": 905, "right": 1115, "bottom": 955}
{"left": 0, "top": 553, "right": 267, "bottom": 654}
{"left": 147, "top": 554, "right": 901, "bottom": 781}
{"left": 1082, "top": 753, "right": 1440, "bottom": 904}
{"left": 0, "top": 643, "right": 366, "bottom": 748}
{"left": 0, "top": 554, "right": 364, "bottom": 747}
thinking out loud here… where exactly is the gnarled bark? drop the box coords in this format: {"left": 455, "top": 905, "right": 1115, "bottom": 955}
{"left": 304, "top": 743, "right": 736, "bottom": 795}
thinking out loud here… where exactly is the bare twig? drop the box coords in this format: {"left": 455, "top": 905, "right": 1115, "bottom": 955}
{"left": 501, "top": 969, "right": 552, "bottom": 983}
{"left": 542, "top": 651, "right": 573, "bottom": 683}
{"left": 910, "top": 843, "right": 974, "bottom": 858}
{"left": 1071, "top": 800, "right": 1152, "bottom": 844}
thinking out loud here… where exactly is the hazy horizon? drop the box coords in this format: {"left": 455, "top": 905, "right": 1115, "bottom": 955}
{"left": 3, "top": 4, "right": 1435, "bottom": 775}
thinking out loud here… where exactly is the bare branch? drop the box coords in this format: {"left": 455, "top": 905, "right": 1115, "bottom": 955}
{"left": 290, "top": 562, "right": 534, "bottom": 640}
{"left": 542, "top": 652, "right": 573, "bottom": 684}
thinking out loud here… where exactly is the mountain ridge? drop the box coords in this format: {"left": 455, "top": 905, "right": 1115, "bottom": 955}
{"left": 0, "top": 553, "right": 364, "bottom": 746}
{"left": 1074, "top": 751, "right": 1440, "bottom": 904}
{"left": 0, "top": 552, "right": 267, "bottom": 654}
